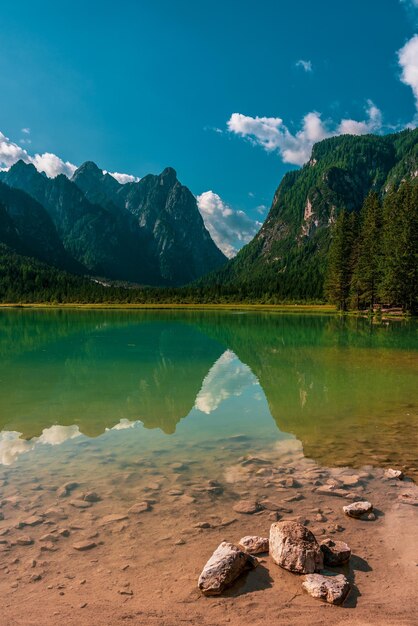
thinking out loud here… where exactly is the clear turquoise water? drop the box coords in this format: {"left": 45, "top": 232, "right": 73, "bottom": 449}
{"left": 0, "top": 309, "right": 417, "bottom": 475}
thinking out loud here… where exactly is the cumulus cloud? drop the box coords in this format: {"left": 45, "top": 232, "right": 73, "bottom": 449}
{"left": 296, "top": 59, "right": 313, "bottom": 72}
{"left": 0, "top": 131, "right": 77, "bottom": 177}
{"left": 227, "top": 100, "right": 383, "bottom": 166}
{"left": 195, "top": 350, "right": 259, "bottom": 414}
{"left": 0, "top": 130, "right": 138, "bottom": 182}
{"left": 107, "top": 171, "right": 140, "bottom": 184}
{"left": 398, "top": 34, "right": 418, "bottom": 116}
{"left": 196, "top": 190, "right": 261, "bottom": 257}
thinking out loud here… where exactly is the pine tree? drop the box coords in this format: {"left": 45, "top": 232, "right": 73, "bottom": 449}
{"left": 325, "top": 210, "right": 358, "bottom": 310}
{"left": 380, "top": 181, "right": 418, "bottom": 313}
{"left": 350, "top": 192, "right": 383, "bottom": 310}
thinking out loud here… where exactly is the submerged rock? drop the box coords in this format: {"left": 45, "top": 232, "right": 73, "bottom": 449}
{"left": 398, "top": 492, "right": 418, "bottom": 507}
{"left": 232, "top": 500, "right": 261, "bottom": 514}
{"left": 128, "top": 501, "right": 151, "bottom": 514}
{"left": 320, "top": 538, "right": 351, "bottom": 566}
{"left": 302, "top": 573, "right": 351, "bottom": 605}
{"left": 269, "top": 521, "right": 323, "bottom": 574}
{"left": 239, "top": 536, "right": 269, "bottom": 554}
{"left": 343, "top": 501, "right": 373, "bottom": 518}
{"left": 73, "top": 541, "right": 97, "bottom": 551}
{"left": 198, "top": 541, "right": 257, "bottom": 595}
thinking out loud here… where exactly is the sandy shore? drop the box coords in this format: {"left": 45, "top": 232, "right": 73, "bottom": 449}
{"left": 0, "top": 441, "right": 417, "bottom": 626}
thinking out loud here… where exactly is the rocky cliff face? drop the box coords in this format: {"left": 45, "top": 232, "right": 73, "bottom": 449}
{"left": 72, "top": 163, "right": 226, "bottom": 285}
{"left": 0, "top": 160, "right": 226, "bottom": 285}
{"left": 204, "top": 128, "right": 418, "bottom": 299}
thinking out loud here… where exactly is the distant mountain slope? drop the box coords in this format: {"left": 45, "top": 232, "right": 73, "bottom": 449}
{"left": 0, "top": 159, "right": 226, "bottom": 286}
{"left": 201, "top": 128, "right": 418, "bottom": 299}
{"left": 0, "top": 181, "right": 80, "bottom": 272}
{"left": 72, "top": 162, "right": 227, "bottom": 285}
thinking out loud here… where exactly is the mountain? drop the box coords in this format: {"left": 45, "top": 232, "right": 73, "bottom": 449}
{"left": 0, "top": 160, "right": 226, "bottom": 285}
{"left": 202, "top": 128, "right": 418, "bottom": 300}
{"left": 71, "top": 162, "right": 226, "bottom": 284}
{"left": 0, "top": 181, "right": 80, "bottom": 272}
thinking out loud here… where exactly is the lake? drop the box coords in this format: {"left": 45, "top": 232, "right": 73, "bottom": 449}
{"left": 0, "top": 309, "right": 417, "bottom": 625}
{"left": 0, "top": 309, "right": 417, "bottom": 474}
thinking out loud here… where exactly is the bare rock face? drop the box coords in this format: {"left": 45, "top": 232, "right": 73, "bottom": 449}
{"left": 269, "top": 521, "right": 323, "bottom": 574}
{"left": 384, "top": 468, "right": 404, "bottom": 480}
{"left": 198, "top": 541, "right": 257, "bottom": 595}
{"left": 398, "top": 492, "right": 418, "bottom": 507}
{"left": 302, "top": 573, "right": 351, "bottom": 605}
{"left": 320, "top": 539, "right": 351, "bottom": 566}
{"left": 239, "top": 536, "right": 269, "bottom": 554}
{"left": 343, "top": 501, "right": 373, "bottom": 518}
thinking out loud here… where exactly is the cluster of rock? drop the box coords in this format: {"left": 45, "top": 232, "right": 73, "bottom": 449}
{"left": 198, "top": 497, "right": 380, "bottom": 606}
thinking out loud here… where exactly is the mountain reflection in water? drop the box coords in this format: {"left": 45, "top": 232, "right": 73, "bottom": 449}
{"left": 0, "top": 309, "right": 417, "bottom": 473}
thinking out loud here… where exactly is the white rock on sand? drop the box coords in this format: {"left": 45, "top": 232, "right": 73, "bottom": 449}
{"left": 269, "top": 520, "right": 323, "bottom": 574}
{"left": 343, "top": 501, "right": 373, "bottom": 518}
{"left": 238, "top": 535, "right": 269, "bottom": 554}
{"left": 198, "top": 541, "right": 257, "bottom": 595}
{"left": 384, "top": 468, "right": 404, "bottom": 480}
{"left": 302, "top": 573, "right": 351, "bottom": 605}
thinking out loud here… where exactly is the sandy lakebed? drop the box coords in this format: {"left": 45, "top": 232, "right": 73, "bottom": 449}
{"left": 0, "top": 438, "right": 417, "bottom": 626}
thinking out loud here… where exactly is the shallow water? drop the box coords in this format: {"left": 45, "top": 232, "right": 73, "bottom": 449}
{"left": 0, "top": 309, "right": 417, "bottom": 478}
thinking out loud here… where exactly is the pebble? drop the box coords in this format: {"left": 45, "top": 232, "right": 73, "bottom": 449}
{"left": 100, "top": 514, "right": 128, "bottom": 525}
{"left": 384, "top": 468, "right": 404, "bottom": 480}
{"left": 73, "top": 541, "right": 97, "bottom": 551}
{"left": 302, "top": 573, "right": 351, "bottom": 605}
{"left": 343, "top": 501, "right": 373, "bottom": 518}
{"left": 16, "top": 536, "right": 33, "bottom": 546}
{"left": 128, "top": 502, "right": 151, "bottom": 514}
{"left": 238, "top": 536, "right": 269, "bottom": 555}
{"left": 232, "top": 500, "right": 261, "bottom": 514}
{"left": 83, "top": 492, "right": 101, "bottom": 502}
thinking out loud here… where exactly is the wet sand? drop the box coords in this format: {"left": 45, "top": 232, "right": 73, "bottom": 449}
{"left": 0, "top": 439, "right": 417, "bottom": 626}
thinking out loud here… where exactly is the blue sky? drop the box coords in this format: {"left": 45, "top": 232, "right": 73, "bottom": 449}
{"left": 0, "top": 0, "right": 418, "bottom": 256}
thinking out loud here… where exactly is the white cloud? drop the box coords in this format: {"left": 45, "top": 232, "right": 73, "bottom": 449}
{"left": 296, "top": 59, "right": 313, "bottom": 72}
{"left": 107, "top": 171, "right": 140, "bottom": 184}
{"left": 195, "top": 350, "right": 258, "bottom": 413}
{"left": 398, "top": 34, "right": 418, "bottom": 116}
{"left": 196, "top": 190, "right": 261, "bottom": 258}
{"left": 0, "top": 130, "right": 138, "bottom": 182}
{"left": 227, "top": 101, "right": 383, "bottom": 166}
{"left": 0, "top": 131, "right": 77, "bottom": 177}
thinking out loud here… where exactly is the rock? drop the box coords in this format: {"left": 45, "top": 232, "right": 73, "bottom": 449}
{"left": 16, "top": 535, "right": 33, "bottom": 546}
{"left": 31, "top": 573, "right": 42, "bottom": 582}
{"left": 302, "top": 573, "right": 350, "bottom": 605}
{"left": 73, "top": 541, "right": 97, "bottom": 551}
{"left": 343, "top": 501, "right": 373, "bottom": 518}
{"left": 238, "top": 536, "right": 269, "bottom": 554}
{"left": 99, "top": 514, "right": 128, "bottom": 525}
{"left": 232, "top": 500, "right": 261, "bottom": 514}
{"left": 384, "top": 468, "right": 404, "bottom": 480}
{"left": 175, "top": 539, "right": 185, "bottom": 545}
{"left": 194, "top": 522, "right": 212, "bottom": 529}
{"left": 40, "top": 541, "right": 57, "bottom": 552}
{"left": 40, "top": 533, "right": 58, "bottom": 542}
{"left": 320, "top": 539, "right": 351, "bottom": 566}
{"left": 261, "top": 500, "right": 292, "bottom": 513}
{"left": 167, "top": 489, "right": 184, "bottom": 496}
{"left": 398, "top": 493, "right": 418, "bottom": 506}
{"left": 314, "top": 513, "right": 327, "bottom": 522}
{"left": 128, "top": 502, "right": 151, "bottom": 514}
{"left": 341, "top": 475, "right": 360, "bottom": 486}
{"left": 69, "top": 500, "right": 92, "bottom": 509}
{"left": 18, "top": 515, "right": 43, "bottom": 527}
{"left": 282, "top": 493, "right": 304, "bottom": 502}
{"left": 269, "top": 521, "right": 323, "bottom": 574}
{"left": 58, "top": 528, "right": 70, "bottom": 537}
{"left": 83, "top": 492, "right": 101, "bottom": 502}
{"left": 316, "top": 486, "right": 354, "bottom": 498}
{"left": 198, "top": 541, "right": 257, "bottom": 595}
{"left": 171, "top": 462, "right": 187, "bottom": 472}
{"left": 241, "top": 456, "right": 272, "bottom": 466}
{"left": 57, "top": 482, "right": 78, "bottom": 498}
